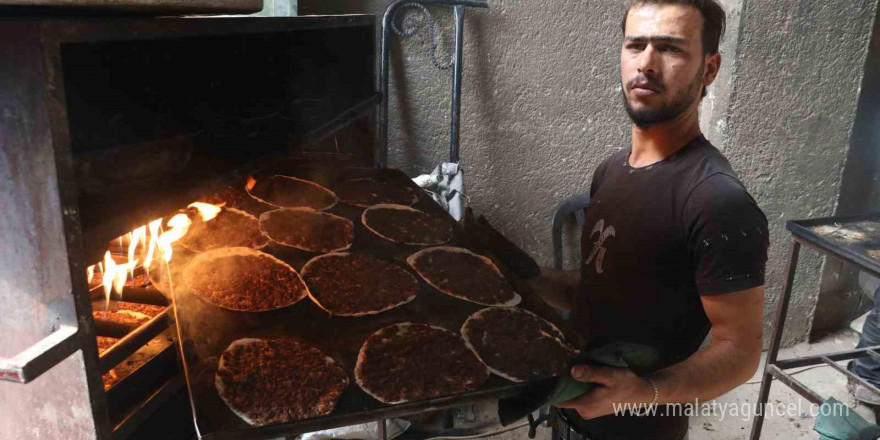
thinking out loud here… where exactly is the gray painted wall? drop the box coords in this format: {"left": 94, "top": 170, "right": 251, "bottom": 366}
{"left": 722, "top": 0, "right": 876, "bottom": 345}
{"left": 813, "top": 4, "right": 880, "bottom": 340}
{"left": 300, "top": 0, "right": 877, "bottom": 346}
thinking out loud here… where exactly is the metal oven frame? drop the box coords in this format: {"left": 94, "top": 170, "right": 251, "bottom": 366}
{"left": 0, "top": 15, "right": 377, "bottom": 440}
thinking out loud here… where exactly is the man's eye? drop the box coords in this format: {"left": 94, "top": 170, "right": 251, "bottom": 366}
{"left": 627, "top": 43, "right": 646, "bottom": 51}
{"left": 660, "top": 46, "right": 682, "bottom": 53}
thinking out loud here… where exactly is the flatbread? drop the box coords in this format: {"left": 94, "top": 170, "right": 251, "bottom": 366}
{"left": 362, "top": 204, "right": 452, "bottom": 246}
{"left": 216, "top": 338, "right": 348, "bottom": 426}
{"left": 246, "top": 175, "right": 337, "bottom": 210}
{"left": 301, "top": 253, "right": 418, "bottom": 317}
{"left": 181, "top": 207, "right": 269, "bottom": 252}
{"left": 96, "top": 336, "right": 119, "bottom": 355}
{"left": 115, "top": 301, "right": 165, "bottom": 318}
{"left": 259, "top": 208, "right": 353, "bottom": 253}
{"left": 355, "top": 323, "right": 489, "bottom": 404}
{"left": 183, "top": 247, "right": 309, "bottom": 312}
{"left": 461, "top": 307, "right": 579, "bottom": 382}
{"left": 92, "top": 309, "right": 151, "bottom": 326}
{"left": 407, "top": 246, "right": 521, "bottom": 307}
{"left": 96, "top": 336, "right": 121, "bottom": 390}
{"left": 335, "top": 178, "right": 418, "bottom": 208}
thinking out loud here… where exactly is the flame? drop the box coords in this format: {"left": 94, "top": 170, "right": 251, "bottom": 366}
{"left": 189, "top": 202, "right": 222, "bottom": 222}
{"left": 127, "top": 226, "right": 146, "bottom": 279}
{"left": 102, "top": 252, "right": 116, "bottom": 309}
{"left": 100, "top": 251, "right": 138, "bottom": 305}
{"left": 144, "top": 219, "right": 162, "bottom": 269}
{"left": 157, "top": 214, "right": 192, "bottom": 263}
{"left": 93, "top": 200, "right": 211, "bottom": 304}
{"left": 246, "top": 176, "right": 257, "bottom": 191}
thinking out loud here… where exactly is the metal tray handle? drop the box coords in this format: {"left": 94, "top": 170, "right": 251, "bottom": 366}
{"left": 0, "top": 325, "right": 79, "bottom": 384}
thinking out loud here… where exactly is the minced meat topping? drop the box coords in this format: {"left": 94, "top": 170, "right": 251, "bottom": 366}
{"left": 216, "top": 339, "right": 348, "bottom": 426}
{"left": 185, "top": 253, "right": 306, "bottom": 311}
{"left": 302, "top": 253, "right": 418, "bottom": 316}
{"left": 356, "top": 323, "right": 488, "bottom": 403}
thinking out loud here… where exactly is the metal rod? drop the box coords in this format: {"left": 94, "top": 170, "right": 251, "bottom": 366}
{"left": 775, "top": 345, "right": 880, "bottom": 370}
{"left": 749, "top": 240, "right": 801, "bottom": 440}
{"left": 869, "top": 349, "right": 880, "bottom": 361}
{"left": 90, "top": 286, "right": 169, "bottom": 306}
{"left": 0, "top": 325, "right": 79, "bottom": 384}
{"left": 450, "top": 4, "right": 465, "bottom": 163}
{"left": 378, "top": 419, "right": 387, "bottom": 440}
{"left": 766, "top": 365, "right": 824, "bottom": 405}
{"left": 378, "top": 0, "right": 488, "bottom": 168}
{"left": 99, "top": 308, "right": 173, "bottom": 373}
{"left": 821, "top": 356, "right": 880, "bottom": 397}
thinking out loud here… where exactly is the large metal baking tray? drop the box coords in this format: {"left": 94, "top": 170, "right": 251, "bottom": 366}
{"left": 0, "top": 0, "right": 262, "bottom": 15}
{"left": 787, "top": 213, "right": 880, "bottom": 278}
{"left": 163, "top": 164, "right": 567, "bottom": 440}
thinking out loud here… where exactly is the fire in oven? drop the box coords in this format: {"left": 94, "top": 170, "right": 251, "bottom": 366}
{"left": 0, "top": 8, "right": 574, "bottom": 440}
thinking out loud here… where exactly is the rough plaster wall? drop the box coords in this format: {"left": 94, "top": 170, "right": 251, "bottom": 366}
{"left": 812, "top": 6, "right": 880, "bottom": 340}
{"left": 701, "top": 0, "right": 741, "bottom": 148}
{"left": 723, "top": 0, "right": 876, "bottom": 346}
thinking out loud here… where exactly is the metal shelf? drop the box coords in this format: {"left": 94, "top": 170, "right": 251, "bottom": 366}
{"left": 750, "top": 213, "right": 880, "bottom": 439}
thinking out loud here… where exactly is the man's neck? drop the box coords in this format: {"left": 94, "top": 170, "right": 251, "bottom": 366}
{"left": 629, "top": 107, "right": 703, "bottom": 168}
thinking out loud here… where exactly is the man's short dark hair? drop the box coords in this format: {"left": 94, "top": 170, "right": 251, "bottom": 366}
{"left": 621, "top": 0, "right": 726, "bottom": 55}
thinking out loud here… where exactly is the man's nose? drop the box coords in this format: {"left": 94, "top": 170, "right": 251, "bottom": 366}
{"left": 636, "top": 45, "right": 659, "bottom": 75}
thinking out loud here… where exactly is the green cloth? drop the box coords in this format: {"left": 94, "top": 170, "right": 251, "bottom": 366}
{"left": 497, "top": 342, "right": 660, "bottom": 425}
{"left": 546, "top": 342, "right": 661, "bottom": 405}
{"left": 813, "top": 397, "right": 880, "bottom": 440}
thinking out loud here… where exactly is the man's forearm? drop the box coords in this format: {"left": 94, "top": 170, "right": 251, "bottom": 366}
{"left": 527, "top": 268, "right": 580, "bottom": 311}
{"left": 650, "top": 337, "right": 761, "bottom": 405}
{"left": 651, "top": 287, "right": 764, "bottom": 405}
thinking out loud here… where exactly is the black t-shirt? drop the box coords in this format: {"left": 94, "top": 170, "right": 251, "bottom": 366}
{"left": 564, "top": 134, "right": 769, "bottom": 440}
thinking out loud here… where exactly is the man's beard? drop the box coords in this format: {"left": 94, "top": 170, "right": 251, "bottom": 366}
{"left": 622, "top": 68, "right": 704, "bottom": 129}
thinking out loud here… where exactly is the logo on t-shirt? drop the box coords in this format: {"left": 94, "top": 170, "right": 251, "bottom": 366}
{"left": 586, "top": 219, "right": 615, "bottom": 274}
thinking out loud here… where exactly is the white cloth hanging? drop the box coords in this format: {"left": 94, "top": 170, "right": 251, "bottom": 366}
{"left": 413, "top": 162, "right": 466, "bottom": 222}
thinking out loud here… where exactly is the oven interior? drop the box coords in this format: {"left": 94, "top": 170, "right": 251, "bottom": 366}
{"left": 57, "top": 17, "right": 378, "bottom": 439}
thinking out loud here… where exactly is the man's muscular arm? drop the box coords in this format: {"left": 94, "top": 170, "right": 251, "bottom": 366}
{"left": 526, "top": 268, "right": 580, "bottom": 312}
{"left": 556, "top": 285, "right": 763, "bottom": 418}
{"left": 650, "top": 285, "right": 763, "bottom": 403}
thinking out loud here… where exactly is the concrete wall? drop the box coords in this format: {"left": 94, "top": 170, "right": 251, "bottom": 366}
{"left": 722, "top": 0, "right": 876, "bottom": 345}
{"left": 300, "top": 0, "right": 877, "bottom": 346}
{"left": 812, "top": 6, "right": 880, "bottom": 340}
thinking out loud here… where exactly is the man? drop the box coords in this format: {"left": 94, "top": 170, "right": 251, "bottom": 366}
{"left": 849, "top": 272, "right": 880, "bottom": 415}
{"left": 529, "top": 1, "right": 768, "bottom": 439}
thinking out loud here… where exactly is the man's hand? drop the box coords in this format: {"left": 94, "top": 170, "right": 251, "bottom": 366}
{"left": 555, "top": 365, "right": 655, "bottom": 419}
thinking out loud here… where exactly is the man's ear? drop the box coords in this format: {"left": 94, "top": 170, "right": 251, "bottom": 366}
{"left": 703, "top": 52, "right": 722, "bottom": 87}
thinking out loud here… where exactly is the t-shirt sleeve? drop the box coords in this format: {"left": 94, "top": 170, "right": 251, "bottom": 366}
{"left": 684, "top": 174, "right": 769, "bottom": 296}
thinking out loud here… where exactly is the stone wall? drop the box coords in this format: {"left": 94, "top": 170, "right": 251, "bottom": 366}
{"left": 722, "top": 0, "right": 876, "bottom": 345}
